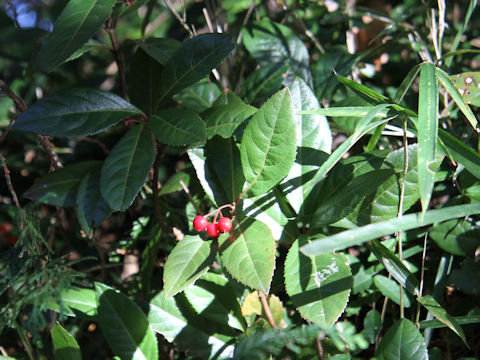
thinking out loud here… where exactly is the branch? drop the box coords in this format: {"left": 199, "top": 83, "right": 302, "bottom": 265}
{"left": 258, "top": 291, "right": 277, "bottom": 328}
{"left": 105, "top": 15, "right": 127, "bottom": 98}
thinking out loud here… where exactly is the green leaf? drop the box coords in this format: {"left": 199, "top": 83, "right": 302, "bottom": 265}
{"left": 129, "top": 48, "right": 164, "bottom": 116}
{"left": 438, "top": 128, "right": 480, "bottom": 179}
{"left": 148, "top": 286, "right": 236, "bottom": 359}
{"left": 34, "top": 0, "right": 116, "bottom": 72}
{"left": 375, "top": 319, "right": 428, "bottom": 360}
{"left": 51, "top": 322, "right": 82, "bottom": 360}
{"left": 136, "top": 37, "right": 181, "bottom": 65}
{"left": 163, "top": 235, "right": 216, "bottom": 298}
{"left": 240, "top": 88, "right": 297, "bottom": 196}
{"left": 448, "top": 259, "right": 480, "bottom": 295}
{"left": 100, "top": 124, "right": 155, "bottom": 211}
{"left": 417, "top": 295, "right": 468, "bottom": 346}
{"left": 437, "top": 68, "right": 478, "bottom": 129}
{"left": 205, "top": 136, "right": 245, "bottom": 203}
{"left": 239, "top": 63, "right": 290, "bottom": 105}
{"left": 47, "top": 286, "right": 97, "bottom": 319}
{"left": 242, "top": 20, "right": 312, "bottom": 87}
{"left": 173, "top": 78, "right": 221, "bottom": 113}
{"left": 95, "top": 283, "right": 158, "bottom": 360}
{"left": 373, "top": 275, "right": 412, "bottom": 307}
{"left": 150, "top": 108, "right": 206, "bottom": 146}
{"left": 24, "top": 161, "right": 101, "bottom": 207}
{"left": 417, "top": 62, "right": 438, "bottom": 213}
{"left": 429, "top": 218, "right": 480, "bottom": 256}
{"left": 300, "top": 202, "right": 480, "bottom": 256}
{"left": 203, "top": 91, "right": 257, "bottom": 139}
{"left": 284, "top": 236, "right": 352, "bottom": 327}
{"left": 158, "top": 172, "right": 191, "bottom": 196}
{"left": 241, "top": 292, "right": 284, "bottom": 327}
{"left": 420, "top": 315, "right": 480, "bottom": 329}
{"left": 367, "top": 240, "right": 420, "bottom": 297}
{"left": 140, "top": 225, "right": 162, "bottom": 295}
{"left": 284, "top": 77, "right": 332, "bottom": 213}
{"left": 309, "top": 169, "right": 395, "bottom": 227}
{"left": 77, "top": 165, "right": 112, "bottom": 235}
{"left": 336, "top": 74, "right": 390, "bottom": 105}
{"left": 157, "top": 33, "right": 234, "bottom": 105}
{"left": 361, "top": 309, "right": 382, "bottom": 344}
{"left": 218, "top": 217, "right": 275, "bottom": 293}
{"left": 13, "top": 88, "right": 142, "bottom": 137}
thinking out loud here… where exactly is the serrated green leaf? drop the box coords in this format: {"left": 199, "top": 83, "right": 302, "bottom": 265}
{"left": 13, "top": 88, "right": 142, "bottom": 137}
{"left": 51, "top": 322, "right": 82, "bottom": 360}
{"left": 151, "top": 108, "right": 206, "bottom": 145}
{"left": 95, "top": 283, "right": 158, "bottom": 360}
{"left": 240, "top": 63, "right": 290, "bottom": 105}
{"left": 375, "top": 319, "right": 428, "bottom": 360}
{"left": 173, "top": 78, "right": 221, "bottom": 113}
{"left": 418, "top": 62, "right": 438, "bottom": 213}
{"left": 100, "top": 124, "right": 155, "bottom": 211}
{"left": 203, "top": 92, "right": 257, "bottom": 139}
{"left": 242, "top": 20, "right": 312, "bottom": 87}
{"left": 148, "top": 288, "right": 235, "bottom": 359}
{"left": 136, "top": 37, "right": 181, "bottom": 65}
{"left": 417, "top": 295, "right": 468, "bottom": 346}
{"left": 34, "top": 0, "right": 116, "bottom": 72}
{"left": 77, "top": 165, "right": 112, "bottom": 235}
{"left": 300, "top": 202, "right": 480, "bottom": 256}
{"left": 283, "top": 77, "right": 332, "bottom": 214}
{"left": 284, "top": 236, "right": 352, "bottom": 327}
{"left": 163, "top": 236, "right": 216, "bottom": 298}
{"left": 129, "top": 48, "right": 164, "bottom": 116}
{"left": 24, "top": 161, "right": 101, "bottom": 207}
{"left": 157, "top": 34, "right": 234, "bottom": 105}
{"left": 429, "top": 218, "right": 480, "bottom": 256}
{"left": 205, "top": 136, "right": 245, "bottom": 203}
{"left": 218, "top": 217, "right": 275, "bottom": 293}
{"left": 373, "top": 275, "right": 412, "bottom": 307}
{"left": 240, "top": 88, "right": 297, "bottom": 197}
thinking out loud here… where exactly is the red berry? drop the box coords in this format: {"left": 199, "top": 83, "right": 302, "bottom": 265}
{"left": 206, "top": 222, "right": 220, "bottom": 237}
{"left": 193, "top": 216, "right": 208, "bottom": 231}
{"left": 6, "top": 235, "right": 17, "bottom": 244}
{"left": 218, "top": 217, "right": 233, "bottom": 233}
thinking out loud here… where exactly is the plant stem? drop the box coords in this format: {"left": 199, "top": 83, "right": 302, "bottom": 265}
{"left": 258, "top": 291, "right": 276, "bottom": 328}
{"left": 14, "top": 321, "right": 34, "bottom": 360}
{"left": 106, "top": 15, "right": 127, "bottom": 99}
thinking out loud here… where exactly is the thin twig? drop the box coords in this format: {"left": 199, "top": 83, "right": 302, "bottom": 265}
{"left": 258, "top": 291, "right": 276, "bottom": 328}
{"left": 179, "top": 179, "right": 203, "bottom": 215}
{"left": 236, "top": 0, "right": 256, "bottom": 45}
{"left": 415, "top": 233, "right": 429, "bottom": 326}
{"left": 0, "top": 79, "right": 26, "bottom": 142}
{"left": 315, "top": 335, "right": 324, "bottom": 360}
{"left": 37, "top": 135, "right": 63, "bottom": 170}
{"left": 1, "top": 154, "right": 24, "bottom": 230}
{"left": 163, "top": 0, "right": 194, "bottom": 37}
{"left": 75, "top": 137, "right": 110, "bottom": 155}
{"left": 105, "top": 15, "right": 127, "bottom": 98}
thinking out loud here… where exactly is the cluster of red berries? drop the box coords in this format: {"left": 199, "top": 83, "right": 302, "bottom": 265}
{"left": 193, "top": 205, "right": 234, "bottom": 238}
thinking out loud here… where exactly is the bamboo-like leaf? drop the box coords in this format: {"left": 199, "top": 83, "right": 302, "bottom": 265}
{"left": 438, "top": 129, "right": 480, "bottom": 179}
{"left": 300, "top": 202, "right": 480, "bottom": 256}
{"left": 417, "top": 63, "right": 438, "bottom": 213}
{"left": 51, "top": 322, "right": 82, "bottom": 360}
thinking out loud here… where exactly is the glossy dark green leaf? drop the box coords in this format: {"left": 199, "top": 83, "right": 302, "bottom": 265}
{"left": 156, "top": 34, "right": 234, "bottom": 105}
{"left": 375, "top": 319, "right": 428, "bottom": 360}
{"left": 417, "top": 295, "right": 467, "bottom": 346}
{"left": 448, "top": 259, "right": 480, "bottom": 295}
{"left": 24, "top": 161, "right": 101, "bottom": 207}
{"left": 242, "top": 20, "right": 312, "bottom": 87}
{"left": 51, "top": 322, "right": 82, "bottom": 360}
{"left": 13, "top": 88, "right": 142, "bottom": 137}
{"left": 240, "top": 88, "right": 297, "bottom": 197}
{"left": 240, "top": 63, "right": 290, "bottom": 105}
{"left": 95, "top": 283, "right": 158, "bottom": 360}
{"left": 205, "top": 136, "right": 245, "bottom": 203}
{"left": 129, "top": 48, "right": 164, "bottom": 116}
{"left": 361, "top": 309, "right": 382, "bottom": 344}
{"left": 77, "top": 165, "right": 112, "bottom": 235}
{"left": 100, "top": 124, "right": 155, "bottom": 211}
{"left": 203, "top": 92, "right": 257, "bottom": 139}
{"left": 137, "top": 37, "right": 181, "bottom": 65}
{"left": 46, "top": 287, "right": 97, "bottom": 319}
{"left": 150, "top": 108, "right": 206, "bottom": 146}
{"left": 140, "top": 225, "right": 163, "bottom": 295}
{"left": 163, "top": 235, "right": 216, "bottom": 298}
{"left": 429, "top": 218, "right": 480, "bottom": 256}
{"left": 301, "top": 202, "right": 480, "bottom": 256}
{"left": 173, "top": 78, "right": 221, "bottom": 112}
{"left": 218, "top": 217, "right": 275, "bottom": 293}
{"left": 284, "top": 236, "right": 352, "bottom": 327}
{"left": 34, "top": 0, "right": 117, "bottom": 72}
{"left": 158, "top": 172, "right": 191, "bottom": 196}
{"left": 417, "top": 62, "right": 438, "bottom": 213}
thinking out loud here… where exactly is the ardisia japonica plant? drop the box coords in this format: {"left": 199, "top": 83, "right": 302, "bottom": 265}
{"left": 1, "top": 0, "right": 480, "bottom": 359}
